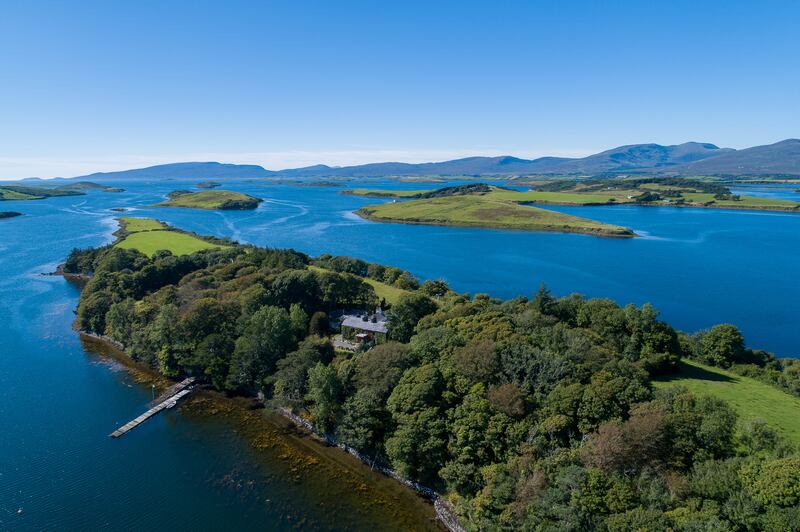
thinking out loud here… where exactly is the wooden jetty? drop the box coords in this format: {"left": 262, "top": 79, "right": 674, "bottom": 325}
{"left": 110, "top": 378, "right": 196, "bottom": 438}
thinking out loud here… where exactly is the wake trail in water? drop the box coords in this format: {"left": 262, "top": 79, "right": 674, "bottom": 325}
{"left": 632, "top": 228, "right": 738, "bottom": 244}
{"left": 248, "top": 198, "right": 311, "bottom": 231}
{"left": 215, "top": 213, "right": 246, "bottom": 244}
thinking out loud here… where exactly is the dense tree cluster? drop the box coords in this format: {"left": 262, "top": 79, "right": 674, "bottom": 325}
{"left": 71, "top": 245, "right": 378, "bottom": 389}
{"left": 68, "top": 245, "right": 799, "bottom": 530}
{"left": 536, "top": 178, "right": 731, "bottom": 196}
{"left": 312, "top": 254, "right": 420, "bottom": 291}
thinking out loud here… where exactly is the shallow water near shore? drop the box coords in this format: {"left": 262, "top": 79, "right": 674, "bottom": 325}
{"left": 1, "top": 178, "right": 799, "bottom": 529}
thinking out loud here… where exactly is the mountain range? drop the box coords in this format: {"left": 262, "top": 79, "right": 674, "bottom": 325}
{"left": 21, "top": 139, "right": 800, "bottom": 182}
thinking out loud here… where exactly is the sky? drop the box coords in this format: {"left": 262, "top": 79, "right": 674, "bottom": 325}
{"left": 0, "top": 0, "right": 798, "bottom": 180}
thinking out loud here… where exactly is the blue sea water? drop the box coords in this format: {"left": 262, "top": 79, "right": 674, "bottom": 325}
{"left": 1, "top": 179, "right": 798, "bottom": 529}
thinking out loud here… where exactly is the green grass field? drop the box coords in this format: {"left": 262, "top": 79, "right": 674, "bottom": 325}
{"left": 681, "top": 192, "right": 800, "bottom": 209}
{"left": 361, "top": 276, "right": 411, "bottom": 305}
{"left": 119, "top": 217, "right": 166, "bottom": 232}
{"left": 114, "top": 217, "right": 225, "bottom": 257}
{"left": 308, "top": 265, "right": 412, "bottom": 305}
{"left": 490, "top": 190, "right": 633, "bottom": 205}
{"left": 116, "top": 230, "right": 224, "bottom": 257}
{"left": 357, "top": 195, "right": 634, "bottom": 237}
{"left": 155, "top": 190, "right": 262, "bottom": 210}
{"left": 654, "top": 359, "right": 800, "bottom": 445}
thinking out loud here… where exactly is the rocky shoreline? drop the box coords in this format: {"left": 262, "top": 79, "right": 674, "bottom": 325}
{"left": 76, "top": 328, "right": 461, "bottom": 531}
{"left": 277, "top": 407, "right": 465, "bottom": 532}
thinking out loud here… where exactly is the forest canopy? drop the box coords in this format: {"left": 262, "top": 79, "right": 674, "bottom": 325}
{"left": 65, "top": 237, "right": 800, "bottom": 531}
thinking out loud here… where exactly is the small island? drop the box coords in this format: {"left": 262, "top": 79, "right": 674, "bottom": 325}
{"left": 196, "top": 181, "right": 222, "bottom": 189}
{"left": 0, "top": 211, "right": 23, "bottom": 219}
{"left": 353, "top": 184, "right": 635, "bottom": 237}
{"left": 154, "top": 190, "right": 263, "bottom": 210}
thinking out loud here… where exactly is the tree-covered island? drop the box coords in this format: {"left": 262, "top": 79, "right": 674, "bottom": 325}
{"left": 63, "top": 218, "right": 800, "bottom": 531}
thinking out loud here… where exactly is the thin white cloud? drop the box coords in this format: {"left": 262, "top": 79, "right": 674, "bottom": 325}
{"left": 0, "top": 148, "right": 594, "bottom": 181}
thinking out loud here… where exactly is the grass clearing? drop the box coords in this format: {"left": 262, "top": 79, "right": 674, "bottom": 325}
{"left": 114, "top": 217, "right": 225, "bottom": 257}
{"left": 116, "top": 230, "right": 224, "bottom": 257}
{"left": 361, "top": 277, "right": 412, "bottom": 305}
{"left": 680, "top": 192, "right": 800, "bottom": 209}
{"left": 308, "top": 265, "right": 412, "bottom": 305}
{"left": 490, "top": 190, "right": 633, "bottom": 205}
{"left": 654, "top": 359, "right": 800, "bottom": 445}
{"left": 119, "top": 217, "right": 165, "bottom": 232}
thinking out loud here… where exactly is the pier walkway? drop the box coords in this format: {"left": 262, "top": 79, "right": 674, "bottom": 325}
{"left": 110, "top": 378, "right": 196, "bottom": 438}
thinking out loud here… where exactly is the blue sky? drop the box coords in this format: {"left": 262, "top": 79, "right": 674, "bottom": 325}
{"left": 0, "top": 0, "right": 798, "bottom": 179}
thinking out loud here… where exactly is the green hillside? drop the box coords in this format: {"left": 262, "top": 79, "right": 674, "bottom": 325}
{"left": 154, "top": 190, "right": 262, "bottom": 210}
{"left": 114, "top": 217, "right": 227, "bottom": 257}
{"left": 655, "top": 359, "right": 800, "bottom": 444}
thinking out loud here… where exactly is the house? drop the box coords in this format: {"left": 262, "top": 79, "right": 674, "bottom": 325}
{"left": 340, "top": 310, "right": 389, "bottom": 344}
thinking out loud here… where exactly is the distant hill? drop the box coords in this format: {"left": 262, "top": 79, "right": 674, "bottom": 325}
{"left": 544, "top": 142, "right": 733, "bottom": 173}
{"left": 280, "top": 142, "right": 735, "bottom": 177}
{"left": 280, "top": 155, "right": 571, "bottom": 177}
{"left": 16, "top": 139, "right": 800, "bottom": 182}
{"left": 675, "top": 139, "right": 800, "bottom": 175}
{"left": 57, "top": 162, "right": 275, "bottom": 182}
{"left": 278, "top": 141, "right": 795, "bottom": 177}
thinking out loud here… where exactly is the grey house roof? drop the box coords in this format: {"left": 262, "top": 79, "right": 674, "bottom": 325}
{"left": 341, "top": 315, "right": 388, "bottom": 334}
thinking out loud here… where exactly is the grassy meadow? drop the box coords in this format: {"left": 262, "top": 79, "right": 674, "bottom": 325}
{"left": 119, "top": 217, "right": 166, "bottom": 232}
{"left": 654, "top": 359, "right": 800, "bottom": 445}
{"left": 308, "top": 265, "right": 411, "bottom": 305}
{"left": 115, "top": 217, "right": 226, "bottom": 257}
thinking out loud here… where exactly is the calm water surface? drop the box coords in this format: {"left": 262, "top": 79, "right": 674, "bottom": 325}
{"left": 1, "top": 179, "right": 799, "bottom": 529}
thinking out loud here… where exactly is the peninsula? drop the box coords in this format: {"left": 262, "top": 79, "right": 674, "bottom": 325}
{"left": 63, "top": 220, "right": 800, "bottom": 532}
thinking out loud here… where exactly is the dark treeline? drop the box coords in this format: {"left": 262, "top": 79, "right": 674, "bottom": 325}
{"left": 311, "top": 253, "right": 420, "bottom": 291}
{"left": 536, "top": 178, "right": 731, "bottom": 196}
{"left": 66, "top": 244, "right": 800, "bottom": 531}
